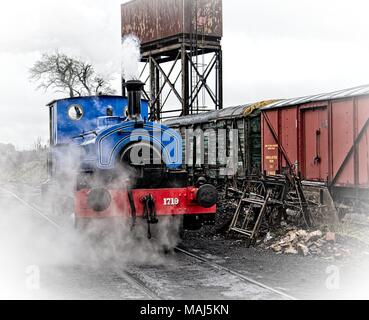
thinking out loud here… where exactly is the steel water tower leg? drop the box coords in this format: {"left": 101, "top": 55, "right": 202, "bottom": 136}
{"left": 182, "top": 45, "right": 190, "bottom": 116}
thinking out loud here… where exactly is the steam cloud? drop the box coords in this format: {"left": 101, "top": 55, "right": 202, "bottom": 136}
{"left": 0, "top": 143, "right": 183, "bottom": 299}
{"left": 121, "top": 35, "right": 141, "bottom": 81}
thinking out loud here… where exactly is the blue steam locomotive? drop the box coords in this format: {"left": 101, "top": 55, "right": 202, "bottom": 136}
{"left": 43, "top": 81, "right": 217, "bottom": 233}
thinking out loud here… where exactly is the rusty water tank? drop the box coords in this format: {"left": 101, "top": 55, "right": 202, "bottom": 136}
{"left": 121, "top": 0, "right": 223, "bottom": 44}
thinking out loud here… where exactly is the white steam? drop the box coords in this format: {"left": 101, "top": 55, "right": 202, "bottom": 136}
{"left": 121, "top": 35, "right": 141, "bottom": 81}
{"left": 0, "top": 142, "right": 183, "bottom": 299}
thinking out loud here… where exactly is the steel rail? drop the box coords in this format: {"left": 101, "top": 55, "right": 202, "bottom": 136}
{"left": 120, "top": 270, "right": 163, "bottom": 300}
{"left": 0, "top": 187, "right": 62, "bottom": 230}
{"left": 175, "top": 246, "right": 298, "bottom": 300}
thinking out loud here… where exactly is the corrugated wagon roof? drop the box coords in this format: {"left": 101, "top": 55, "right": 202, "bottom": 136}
{"left": 163, "top": 110, "right": 220, "bottom": 127}
{"left": 261, "top": 84, "right": 369, "bottom": 110}
{"left": 164, "top": 103, "right": 258, "bottom": 127}
{"left": 164, "top": 84, "right": 369, "bottom": 126}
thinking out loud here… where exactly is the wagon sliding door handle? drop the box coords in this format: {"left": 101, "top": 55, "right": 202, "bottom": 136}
{"left": 314, "top": 129, "right": 321, "bottom": 164}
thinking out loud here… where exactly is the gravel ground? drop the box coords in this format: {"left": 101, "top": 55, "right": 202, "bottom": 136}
{"left": 181, "top": 195, "right": 369, "bottom": 299}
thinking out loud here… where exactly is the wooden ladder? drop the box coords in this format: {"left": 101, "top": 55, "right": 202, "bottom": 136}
{"left": 228, "top": 190, "right": 271, "bottom": 247}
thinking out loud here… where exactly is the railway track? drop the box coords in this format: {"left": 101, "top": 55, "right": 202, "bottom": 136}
{"left": 118, "top": 270, "right": 163, "bottom": 300}
{"left": 174, "top": 246, "right": 297, "bottom": 300}
{"left": 0, "top": 185, "right": 297, "bottom": 300}
{"left": 0, "top": 186, "right": 61, "bottom": 230}
{"left": 0, "top": 186, "right": 162, "bottom": 300}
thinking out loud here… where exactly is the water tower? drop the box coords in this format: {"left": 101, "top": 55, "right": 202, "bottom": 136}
{"left": 121, "top": 0, "right": 223, "bottom": 120}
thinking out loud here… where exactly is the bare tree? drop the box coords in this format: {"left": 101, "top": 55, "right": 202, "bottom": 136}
{"left": 29, "top": 52, "right": 115, "bottom": 97}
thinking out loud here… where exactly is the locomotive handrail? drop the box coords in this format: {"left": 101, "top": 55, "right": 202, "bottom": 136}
{"left": 72, "top": 130, "right": 98, "bottom": 139}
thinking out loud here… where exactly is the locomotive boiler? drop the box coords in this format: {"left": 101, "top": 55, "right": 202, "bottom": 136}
{"left": 43, "top": 81, "right": 218, "bottom": 234}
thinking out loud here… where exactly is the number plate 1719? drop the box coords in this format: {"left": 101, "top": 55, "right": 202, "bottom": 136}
{"left": 163, "top": 198, "right": 180, "bottom": 206}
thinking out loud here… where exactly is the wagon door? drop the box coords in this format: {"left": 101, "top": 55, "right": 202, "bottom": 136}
{"left": 302, "top": 107, "right": 329, "bottom": 181}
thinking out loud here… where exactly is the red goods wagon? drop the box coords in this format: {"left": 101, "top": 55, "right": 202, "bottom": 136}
{"left": 261, "top": 85, "right": 369, "bottom": 205}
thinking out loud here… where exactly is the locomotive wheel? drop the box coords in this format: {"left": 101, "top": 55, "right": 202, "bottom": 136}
{"left": 183, "top": 215, "right": 202, "bottom": 230}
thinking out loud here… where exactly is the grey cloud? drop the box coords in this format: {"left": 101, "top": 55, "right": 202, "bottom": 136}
{"left": 0, "top": 0, "right": 368, "bottom": 148}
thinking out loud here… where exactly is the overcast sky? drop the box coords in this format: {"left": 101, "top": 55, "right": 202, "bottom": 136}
{"left": 1, "top": 0, "right": 368, "bottom": 149}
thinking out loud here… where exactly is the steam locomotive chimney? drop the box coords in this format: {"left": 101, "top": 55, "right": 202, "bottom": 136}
{"left": 125, "top": 80, "right": 144, "bottom": 120}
